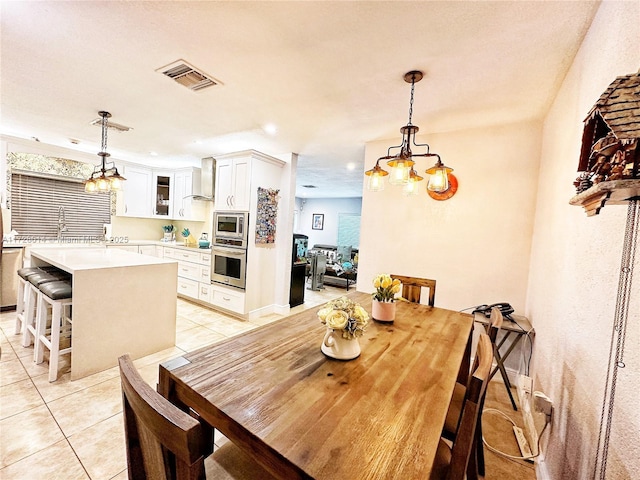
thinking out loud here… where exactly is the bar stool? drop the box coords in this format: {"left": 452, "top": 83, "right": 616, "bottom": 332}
{"left": 21, "top": 271, "right": 67, "bottom": 348}
{"left": 34, "top": 280, "right": 72, "bottom": 382}
{"left": 15, "top": 267, "right": 43, "bottom": 335}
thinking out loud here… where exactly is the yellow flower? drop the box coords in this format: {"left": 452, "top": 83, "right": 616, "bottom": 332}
{"left": 391, "top": 284, "right": 401, "bottom": 294}
{"left": 373, "top": 277, "right": 381, "bottom": 288}
{"left": 317, "top": 307, "right": 332, "bottom": 322}
{"left": 381, "top": 276, "right": 392, "bottom": 288}
{"left": 325, "top": 310, "right": 349, "bottom": 330}
{"left": 392, "top": 279, "right": 401, "bottom": 286}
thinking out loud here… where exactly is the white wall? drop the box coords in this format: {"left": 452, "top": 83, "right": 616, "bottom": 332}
{"left": 527, "top": 1, "right": 640, "bottom": 478}
{"left": 295, "top": 197, "right": 362, "bottom": 248}
{"left": 359, "top": 120, "right": 541, "bottom": 312}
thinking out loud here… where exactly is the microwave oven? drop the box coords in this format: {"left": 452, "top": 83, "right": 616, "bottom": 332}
{"left": 213, "top": 211, "right": 249, "bottom": 248}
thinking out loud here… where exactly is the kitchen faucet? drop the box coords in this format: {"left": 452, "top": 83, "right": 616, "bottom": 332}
{"left": 57, "top": 206, "right": 68, "bottom": 241}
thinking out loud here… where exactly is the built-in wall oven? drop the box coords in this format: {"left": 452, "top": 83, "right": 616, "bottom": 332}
{"left": 211, "top": 211, "right": 249, "bottom": 289}
{"left": 211, "top": 245, "right": 247, "bottom": 289}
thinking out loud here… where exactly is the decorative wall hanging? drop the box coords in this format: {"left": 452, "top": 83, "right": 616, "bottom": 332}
{"left": 567, "top": 73, "right": 640, "bottom": 480}
{"left": 255, "top": 187, "right": 279, "bottom": 244}
{"left": 312, "top": 213, "right": 324, "bottom": 230}
{"left": 570, "top": 72, "right": 640, "bottom": 216}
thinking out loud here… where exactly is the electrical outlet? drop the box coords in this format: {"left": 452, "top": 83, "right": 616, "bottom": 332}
{"left": 534, "top": 391, "right": 553, "bottom": 416}
{"left": 520, "top": 375, "right": 533, "bottom": 394}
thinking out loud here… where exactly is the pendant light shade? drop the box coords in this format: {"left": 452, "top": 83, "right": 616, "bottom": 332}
{"left": 84, "top": 111, "right": 126, "bottom": 193}
{"left": 403, "top": 168, "right": 424, "bottom": 196}
{"left": 365, "top": 159, "right": 389, "bottom": 192}
{"left": 425, "top": 157, "right": 453, "bottom": 193}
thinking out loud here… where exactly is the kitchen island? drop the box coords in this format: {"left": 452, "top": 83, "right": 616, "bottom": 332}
{"left": 30, "top": 247, "right": 178, "bottom": 380}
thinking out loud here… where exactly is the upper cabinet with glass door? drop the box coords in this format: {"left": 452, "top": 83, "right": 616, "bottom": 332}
{"left": 153, "top": 172, "right": 174, "bottom": 218}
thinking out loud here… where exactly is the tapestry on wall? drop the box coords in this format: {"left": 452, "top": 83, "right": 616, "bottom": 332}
{"left": 255, "top": 187, "right": 280, "bottom": 244}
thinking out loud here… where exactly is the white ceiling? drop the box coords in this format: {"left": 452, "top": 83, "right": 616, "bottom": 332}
{"left": 0, "top": 1, "right": 599, "bottom": 198}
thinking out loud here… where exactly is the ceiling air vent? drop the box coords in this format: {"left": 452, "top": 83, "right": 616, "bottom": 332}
{"left": 157, "top": 60, "right": 219, "bottom": 92}
{"left": 302, "top": 185, "right": 318, "bottom": 189}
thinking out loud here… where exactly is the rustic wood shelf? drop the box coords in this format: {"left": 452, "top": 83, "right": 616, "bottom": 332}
{"left": 570, "top": 179, "right": 640, "bottom": 216}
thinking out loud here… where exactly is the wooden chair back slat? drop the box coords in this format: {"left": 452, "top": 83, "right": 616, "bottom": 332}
{"left": 447, "top": 333, "right": 493, "bottom": 480}
{"left": 390, "top": 275, "right": 437, "bottom": 306}
{"left": 119, "top": 354, "right": 206, "bottom": 480}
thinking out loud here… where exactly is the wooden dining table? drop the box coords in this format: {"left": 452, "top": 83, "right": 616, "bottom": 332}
{"left": 159, "top": 291, "right": 473, "bottom": 479}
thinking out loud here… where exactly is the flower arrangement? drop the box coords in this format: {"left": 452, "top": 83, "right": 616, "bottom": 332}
{"left": 372, "top": 274, "right": 401, "bottom": 302}
{"left": 318, "top": 296, "right": 369, "bottom": 340}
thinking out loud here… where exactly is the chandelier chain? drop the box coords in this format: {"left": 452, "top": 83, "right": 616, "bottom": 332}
{"left": 101, "top": 114, "right": 109, "bottom": 154}
{"left": 407, "top": 76, "right": 415, "bottom": 126}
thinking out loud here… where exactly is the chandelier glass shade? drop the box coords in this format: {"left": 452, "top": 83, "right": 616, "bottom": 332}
{"left": 365, "top": 71, "right": 454, "bottom": 196}
{"left": 84, "top": 111, "right": 126, "bottom": 193}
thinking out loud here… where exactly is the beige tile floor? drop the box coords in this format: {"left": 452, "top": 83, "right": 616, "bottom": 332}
{"left": 0, "top": 284, "right": 341, "bottom": 479}
{"left": 0, "top": 284, "right": 535, "bottom": 479}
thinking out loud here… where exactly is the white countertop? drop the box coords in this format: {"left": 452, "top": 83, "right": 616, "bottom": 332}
{"left": 30, "top": 246, "right": 177, "bottom": 274}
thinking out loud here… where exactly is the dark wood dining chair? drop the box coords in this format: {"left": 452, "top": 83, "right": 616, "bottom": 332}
{"left": 442, "top": 307, "right": 504, "bottom": 477}
{"left": 390, "top": 274, "right": 437, "bottom": 306}
{"left": 430, "top": 332, "right": 494, "bottom": 480}
{"left": 118, "top": 354, "right": 277, "bottom": 480}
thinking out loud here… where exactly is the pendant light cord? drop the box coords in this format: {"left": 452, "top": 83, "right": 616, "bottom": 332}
{"left": 593, "top": 199, "right": 638, "bottom": 479}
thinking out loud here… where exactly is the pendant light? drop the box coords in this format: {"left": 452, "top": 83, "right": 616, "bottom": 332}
{"left": 84, "top": 111, "right": 126, "bottom": 193}
{"left": 365, "top": 70, "right": 455, "bottom": 196}
{"left": 364, "top": 159, "right": 389, "bottom": 191}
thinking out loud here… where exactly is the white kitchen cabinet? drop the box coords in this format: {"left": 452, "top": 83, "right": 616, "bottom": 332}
{"left": 152, "top": 171, "right": 174, "bottom": 218}
{"left": 163, "top": 245, "right": 212, "bottom": 302}
{"left": 138, "top": 245, "right": 162, "bottom": 257}
{"left": 215, "top": 157, "right": 250, "bottom": 211}
{"left": 173, "top": 168, "right": 202, "bottom": 220}
{"left": 210, "top": 284, "right": 245, "bottom": 314}
{"left": 119, "top": 165, "right": 152, "bottom": 217}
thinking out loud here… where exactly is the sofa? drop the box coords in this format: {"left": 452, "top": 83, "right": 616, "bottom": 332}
{"left": 307, "top": 244, "right": 358, "bottom": 289}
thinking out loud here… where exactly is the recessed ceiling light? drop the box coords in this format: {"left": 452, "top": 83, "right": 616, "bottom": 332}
{"left": 346, "top": 163, "right": 356, "bottom": 171}
{"left": 150, "top": 151, "right": 158, "bottom": 156}
{"left": 193, "top": 140, "right": 203, "bottom": 144}
{"left": 263, "top": 123, "right": 277, "bottom": 135}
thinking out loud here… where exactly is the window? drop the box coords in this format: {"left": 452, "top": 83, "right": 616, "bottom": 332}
{"left": 10, "top": 172, "right": 111, "bottom": 240}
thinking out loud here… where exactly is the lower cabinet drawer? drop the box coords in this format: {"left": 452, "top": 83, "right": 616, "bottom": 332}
{"left": 198, "top": 283, "right": 211, "bottom": 303}
{"left": 211, "top": 286, "right": 245, "bottom": 314}
{"left": 178, "top": 261, "right": 200, "bottom": 281}
{"left": 199, "top": 265, "right": 211, "bottom": 283}
{"left": 177, "top": 277, "right": 199, "bottom": 299}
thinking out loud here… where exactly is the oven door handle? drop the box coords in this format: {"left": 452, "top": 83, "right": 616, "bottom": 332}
{"left": 212, "top": 247, "right": 246, "bottom": 256}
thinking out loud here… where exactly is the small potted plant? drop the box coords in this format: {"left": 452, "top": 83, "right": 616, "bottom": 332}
{"left": 371, "top": 274, "right": 401, "bottom": 322}
{"left": 162, "top": 225, "right": 175, "bottom": 242}
{"left": 181, "top": 228, "right": 196, "bottom": 246}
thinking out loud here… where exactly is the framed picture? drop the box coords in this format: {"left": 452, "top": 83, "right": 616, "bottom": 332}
{"left": 312, "top": 213, "right": 324, "bottom": 230}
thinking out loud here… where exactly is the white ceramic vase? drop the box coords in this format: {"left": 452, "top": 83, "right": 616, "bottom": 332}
{"left": 372, "top": 299, "right": 396, "bottom": 323}
{"left": 321, "top": 328, "right": 361, "bottom": 360}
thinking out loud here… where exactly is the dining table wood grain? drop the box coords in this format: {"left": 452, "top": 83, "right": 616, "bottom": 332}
{"left": 158, "top": 291, "right": 473, "bottom": 479}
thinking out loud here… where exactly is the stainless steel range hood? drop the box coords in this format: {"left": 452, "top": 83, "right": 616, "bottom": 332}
{"left": 185, "top": 157, "right": 215, "bottom": 201}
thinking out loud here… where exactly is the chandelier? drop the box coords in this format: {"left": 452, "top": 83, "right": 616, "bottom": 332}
{"left": 84, "top": 111, "right": 126, "bottom": 193}
{"left": 365, "top": 71, "right": 455, "bottom": 197}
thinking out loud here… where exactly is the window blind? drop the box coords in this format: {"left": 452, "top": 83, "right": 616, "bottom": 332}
{"left": 11, "top": 172, "right": 111, "bottom": 240}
